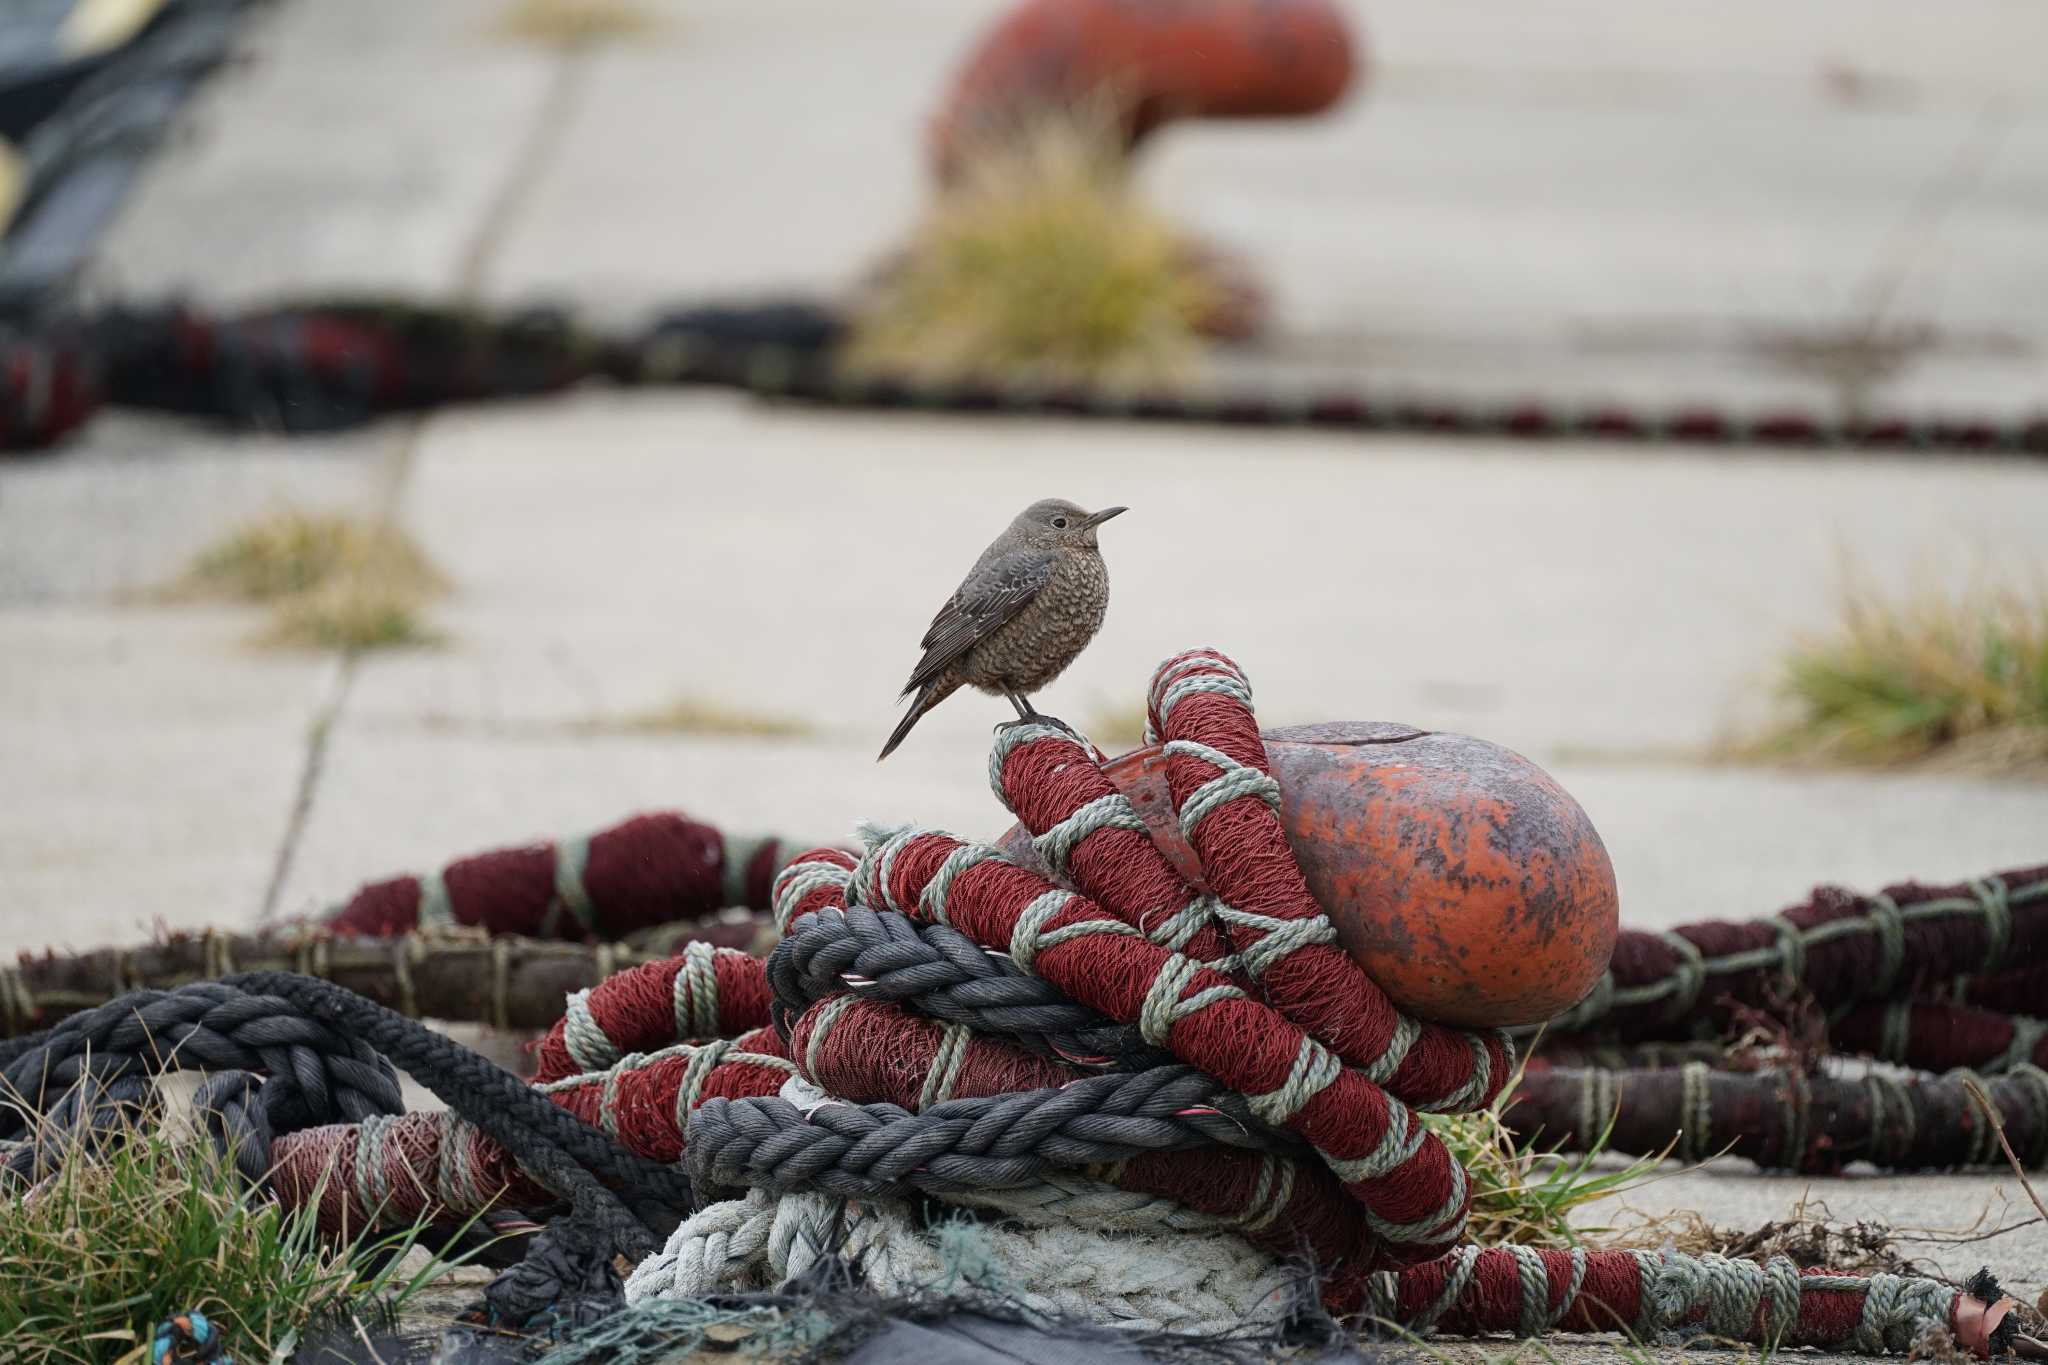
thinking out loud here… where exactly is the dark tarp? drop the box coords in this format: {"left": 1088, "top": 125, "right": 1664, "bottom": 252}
{"left": 0, "top": 0, "right": 255, "bottom": 317}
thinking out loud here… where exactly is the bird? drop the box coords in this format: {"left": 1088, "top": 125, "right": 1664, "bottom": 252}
{"left": 878, "top": 498, "right": 1127, "bottom": 761}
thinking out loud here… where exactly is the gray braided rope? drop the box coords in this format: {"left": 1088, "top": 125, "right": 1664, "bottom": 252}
{"left": 945, "top": 1168, "right": 1265, "bottom": 1234}
{"left": 766, "top": 905, "right": 1157, "bottom": 1065}
{"left": 0, "top": 982, "right": 404, "bottom": 1159}
{"left": 685, "top": 1063, "right": 1299, "bottom": 1200}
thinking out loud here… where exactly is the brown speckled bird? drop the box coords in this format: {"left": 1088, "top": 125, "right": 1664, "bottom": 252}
{"left": 878, "top": 498, "right": 1127, "bottom": 761}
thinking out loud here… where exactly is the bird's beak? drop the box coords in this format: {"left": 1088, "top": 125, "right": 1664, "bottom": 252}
{"left": 1081, "top": 506, "right": 1128, "bottom": 530}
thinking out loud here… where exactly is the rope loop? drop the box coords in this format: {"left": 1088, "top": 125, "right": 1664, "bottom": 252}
{"left": 1658, "top": 930, "right": 1707, "bottom": 1021}
{"left": 548, "top": 831, "right": 598, "bottom": 938}
{"left": 1972, "top": 876, "right": 2012, "bottom": 971}
{"left": 1770, "top": 915, "right": 1807, "bottom": 991}
{"left": 771, "top": 856, "right": 853, "bottom": 934}
{"left": 1863, "top": 892, "right": 1907, "bottom": 998}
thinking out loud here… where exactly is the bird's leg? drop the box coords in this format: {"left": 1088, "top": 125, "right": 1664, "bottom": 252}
{"left": 996, "top": 689, "right": 1085, "bottom": 741}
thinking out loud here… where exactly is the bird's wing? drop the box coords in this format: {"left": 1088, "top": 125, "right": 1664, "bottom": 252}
{"left": 902, "top": 548, "right": 1058, "bottom": 695}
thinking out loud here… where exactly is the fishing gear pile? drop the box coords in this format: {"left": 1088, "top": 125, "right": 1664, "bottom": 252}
{"left": 4, "top": 647, "right": 2041, "bottom": 1361}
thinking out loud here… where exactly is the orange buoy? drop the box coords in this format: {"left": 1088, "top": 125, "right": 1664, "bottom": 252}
{"left": 929, "top": 0, "right": 1360, "bottom": 181}
{"left": 994, "top": 722, "right": 1618, "bottom": 1028}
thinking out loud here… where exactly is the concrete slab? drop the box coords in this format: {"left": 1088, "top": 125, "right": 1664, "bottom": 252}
{"left": 0, "top": 415, "right": 399, "bottom": 955}
{"left": 0, "top": 606, "right": 340, "bottom": 954}
{"left": 477, "top": 0, "right": 1005, "bottom": 310}
{"left": 0, "top": 417, "right": 399, "bottom": 605}
{"left": 1914, "top": 109, "right": 2048, "bottom": 344}
{"left": 63, "top": 0, "right": 2048, "bottom": 424}
{"left": 352, "top": 393, "right": 2048, "bottom": 763}
{"left": 1352, "top": 2, "right": 2048, "bottom": 103}
{"left": 465, "top": 0, "right": 2048, "bottom": 413}
{"left": 1559, "top": 765, "right": 2048, "bottom": 926}
{"left": 1143, "top": 5, "right": 2048, "bottom": 410}
{"left": 91, "top": 0, "right": 557, "bottom": 303}
{"left": 1148, "top": 101, "right": 1982, "bottom": 338}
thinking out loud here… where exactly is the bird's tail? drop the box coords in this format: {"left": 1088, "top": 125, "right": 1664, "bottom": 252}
{"left": 878, "top": 683, "right": 946, "bottom": 761}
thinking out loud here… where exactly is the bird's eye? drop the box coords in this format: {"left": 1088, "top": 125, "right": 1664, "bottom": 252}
{"left": 1051, "top": 516, "right": 1070, "bottom": 529}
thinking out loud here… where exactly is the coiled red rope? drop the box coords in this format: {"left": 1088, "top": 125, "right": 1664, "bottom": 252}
{"left": 317, "top": 811, "right": 806, "bottom": 940}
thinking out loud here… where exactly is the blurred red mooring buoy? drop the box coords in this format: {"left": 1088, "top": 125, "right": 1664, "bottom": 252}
{"left": 997, "top": 722, "right": 1619, "bottom": 1029}
{"left": 930, "top": 0, "right": 1360, "bottom": 180}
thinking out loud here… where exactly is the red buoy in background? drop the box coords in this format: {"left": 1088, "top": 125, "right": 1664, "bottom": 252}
{"left": 929, "top": 0, "right": 1360, "bottom": 182}
{"left": 996, "top": 722, "right": 1618, "bottom": 1029}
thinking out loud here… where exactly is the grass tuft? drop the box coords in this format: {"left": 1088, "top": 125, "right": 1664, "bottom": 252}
{"left": 1750, "top": 571, "right": 2048, "bottom": 772}
{"left": 608, "top": 694, "right": 816, "bottom": 739}
{"left": 174, "top": 509, "right": 447, "bottom": 653}
{"left": 183, "top": 509, "right": 443, "bottom": 604}
{"left": 845, "top": 106, "right": 1216, "bottom": 389}
{"left": 260, "top": 573, "right": 441, "bottom": 652}
{"left": 1422, "top": 1053, "right": 1671, "bottom": 1248}
{"left": 496, "top": 0, "right": 658, "bottom": 48}
{"left": 0, "top": 1099, "right": 448, "bottom": 1364}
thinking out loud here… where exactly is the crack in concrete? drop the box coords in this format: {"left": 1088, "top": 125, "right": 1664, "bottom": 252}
{"left": 1851, "top": 96, "right": 2016, "bottom": 333}
{"left": 255, "top": 646, "right": 355, "bottom": 924}
{"left": 254, "top": 46, "right": 596, "bottom": 926}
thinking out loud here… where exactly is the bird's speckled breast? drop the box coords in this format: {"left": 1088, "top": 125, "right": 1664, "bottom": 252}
{"left": 961, "top": 550, "right": 1109, "bottom": 692}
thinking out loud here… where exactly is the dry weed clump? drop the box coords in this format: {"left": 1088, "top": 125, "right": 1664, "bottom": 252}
{"left": 1748, "top": 568, "right": 2048, "bottom": 775}
{"left": 845, "top": 107, "right": 1216, "bottom": 390}
{"left": 173, "top": 509, "right": 447, "bottom": 652}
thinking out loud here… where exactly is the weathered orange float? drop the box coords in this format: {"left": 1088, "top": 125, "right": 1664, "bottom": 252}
{"left": 929, "top": 0, "right": 1360, "bottom": 181}
{"left": 995, "top": 722, "right": 1618, "bottom": 1029}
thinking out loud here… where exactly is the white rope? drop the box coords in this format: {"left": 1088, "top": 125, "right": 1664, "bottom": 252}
{"left": 627, "top": 1186, "right": 1296, "bottom": 1335}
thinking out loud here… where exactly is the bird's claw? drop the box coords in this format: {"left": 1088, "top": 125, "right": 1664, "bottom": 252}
{"left": 994, "top": 715, "right": 1082, "bottom": 740}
